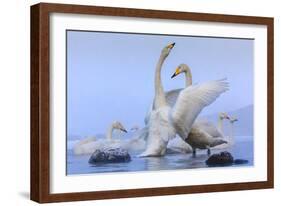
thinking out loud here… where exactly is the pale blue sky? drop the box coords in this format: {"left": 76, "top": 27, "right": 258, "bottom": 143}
{"left": 67, "top": 30, "right": 253, "bottom": 136}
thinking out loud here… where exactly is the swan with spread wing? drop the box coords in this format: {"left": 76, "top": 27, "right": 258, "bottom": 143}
{"left": 168, "top": 64, "right": 231, "bottom": 155}
{"left": 139, "top": 43, "right": 229, "bottom": 157}
{"left": 167, "top": 65, "right": 230, "bottom": 153}
{"left": 145, "top": 64, "right": 229, "bottom": 137}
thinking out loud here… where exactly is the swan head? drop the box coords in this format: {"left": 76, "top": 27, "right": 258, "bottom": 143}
{"left": 112, "top": 121, "right": 127, "bottom": 133}
{"left": 229, "top": 117, "right": 238, "bottom": 123}
{"left": 161, "top": 42, "right": 175, "bottom": 57}
{"left": 171, "top": 64, "right": 191, "bottom": 78}
{"left": 219, "top": 112, "right": 230, "bottom": 120}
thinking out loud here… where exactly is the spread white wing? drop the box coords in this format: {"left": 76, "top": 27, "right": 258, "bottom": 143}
{"left": 170, "top": 79, "right": 229, "bottom": 140}
{"left": 165, "top": 88, "right": 183, "bottom": 107}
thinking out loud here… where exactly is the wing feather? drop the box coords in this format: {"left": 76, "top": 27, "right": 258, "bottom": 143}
{"left": 171, "top": 79, "right": 229, "bottom": 140}
{"left": 165, "top": 88, "right": 183, "bottom": 107}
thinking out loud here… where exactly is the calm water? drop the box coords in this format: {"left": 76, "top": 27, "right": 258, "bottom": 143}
{"left": 67, "top": 136, "right": 253, "bottom": 175}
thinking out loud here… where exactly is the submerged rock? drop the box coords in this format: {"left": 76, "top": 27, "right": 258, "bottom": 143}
{"left": 88, "top": 148, "right": 131, "bottom": 164}
{"left": 206, "top": 151, "right": 234, "bottom": 166}
{"left": 234, "top": 159, "right": 249, "bottom": 164}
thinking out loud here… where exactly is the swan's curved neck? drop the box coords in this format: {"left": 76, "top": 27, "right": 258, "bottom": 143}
{"left": 217, "top": 117, "right": 224, "bottom": 134}
{"left": 106, "top": 124, "right": 115, "bottom": 141}
{"left": 154, "top": 53, "right": 167, "bottom": 109}
{"left": 184, "top": 67, "right": 192, "bottom": 87}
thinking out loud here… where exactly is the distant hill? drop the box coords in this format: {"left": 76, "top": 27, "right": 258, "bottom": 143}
{"left": 201, "top": 105, "right": 253, "bottom": 136}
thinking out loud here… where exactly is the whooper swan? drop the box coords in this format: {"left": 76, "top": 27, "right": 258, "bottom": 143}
{"left": 169, "top": 64, "right": 229, "bottom": 155}
{"left": 139, "top": 43, "right": 229, "bottom": 157}
{"left": 73, "top": 121, "right": 127, "bottom": 155}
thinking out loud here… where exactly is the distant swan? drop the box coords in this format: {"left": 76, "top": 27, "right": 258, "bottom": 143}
{"left": 139, "top": 43, "right": 229, "bottom": 157}
{"left": 73, "top": 121, "right": 127, "bottom": 155}
{"left": 169, "top": 64, "right": 229, "bottom": 155}
{"left": 229, "top": 116, "right": 238, "bottom": 142}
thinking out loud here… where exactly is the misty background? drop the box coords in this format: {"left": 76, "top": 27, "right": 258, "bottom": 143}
{"left": 67, "top": 30, "right": 254, "bottom": 138}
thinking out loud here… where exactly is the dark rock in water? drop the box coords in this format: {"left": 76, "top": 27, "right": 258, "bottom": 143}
{"left": 88, "top": 148, "right": 131, "bottom": 164}
{"left": 206, "top": 151, "right": 234, "bottom": 166}
{"left": 234, "top": 159, "right": 249, "bottom": 164}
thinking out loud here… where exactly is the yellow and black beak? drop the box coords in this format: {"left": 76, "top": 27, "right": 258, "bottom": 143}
{"left": 167, "top": 42, "right": 175, "bottom": 49}
{"left": 171, "top": 67, "right": 180, "bottom": 79}
{"left": 171, "top": 73, "right": 177, "bottom": 78}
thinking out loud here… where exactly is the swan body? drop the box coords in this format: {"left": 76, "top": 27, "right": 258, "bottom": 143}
{"left": 75, "top": 136, "right": 97, "bottom": 146}
{"left": 187, "top": 126, "right": 227, "bottom": 149}
{"left": 73, "top": 136, "right": 97, "bottom": 155}
{"left": 73, "top": 121, "right": 127, "bottom": 155}
{"left": 140, "top": 106, "right": 176, "bottom": 156}
{"left": 186, "top": 124, "right": 227, "bottom": 155}
{"left": 73, "top": 139, "right": 108, "bottom": 155}
{"left": 140, "top": 44, "right": 229, "bottom": 157}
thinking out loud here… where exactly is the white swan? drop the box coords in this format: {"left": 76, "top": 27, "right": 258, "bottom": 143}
{"left": 73, "top": 121, "right": 127, "bottom": 155}
{"left": 194, "top": 112, "right": 230, "bottom": 138}
{"left": 139, "top": 43, "right": 229, "bottom": 157}
{"left": 229, "top": 116, "right": 238, "bottom": 141}
{"left": 169, "top": 64, "right": 229, "bottom": 155}
{"left": 147, "top": 64, "right": 228, "bottom": 136}
{"left": 216, "top": 112, "right": 230, "bottom": 136}
{"left": 164, "top": 64, "right": 228, "bottom": 154}
{"left": 139, "top": 42, "right": 176, "bottom": 157}
{"left": 169, "top": 64, "right": 229, "bottom": 138}
{"left": 73, "top": 136, "right": 97, "bottom": 147}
